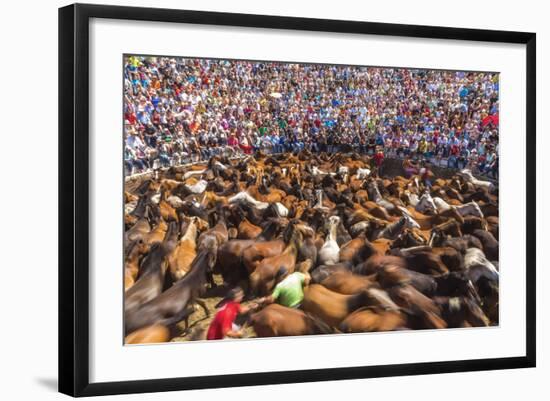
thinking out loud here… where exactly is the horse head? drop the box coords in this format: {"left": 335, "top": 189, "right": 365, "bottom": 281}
{"left": 417, "top": 192, "right": 437, "bottom": 214}
{"left": 402, "top": 213, "right": 421, "bottom": 230}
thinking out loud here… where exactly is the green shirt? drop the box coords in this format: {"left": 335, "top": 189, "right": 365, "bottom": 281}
{"left": 258, "top": 126, "right": 268, "bottom": 136}
{"left": 271, "top": 272, "right": 306, "bottom": 308}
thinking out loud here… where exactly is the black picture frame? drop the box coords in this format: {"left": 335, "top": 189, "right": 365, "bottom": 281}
{"left": 59, "top": 3, "right": 536, "bottom": 397}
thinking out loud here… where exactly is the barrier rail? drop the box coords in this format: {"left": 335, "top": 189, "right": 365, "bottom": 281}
{"left": 124, "top": 154, "right": 498, "bottom": 187}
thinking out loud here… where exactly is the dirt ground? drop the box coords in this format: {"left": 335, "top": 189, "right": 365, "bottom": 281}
{"left": 171, "top": 274, "right": 258, "bottom": 342}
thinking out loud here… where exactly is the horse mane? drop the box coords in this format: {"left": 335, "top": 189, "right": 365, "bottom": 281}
{"left": 138, "top": 242, "right": 164, "bottom": 275}
{"left": 258, "top": 219, "right": 280, "bottom": 241}
{"left": 172, "top": 248, "right": 212, "bottom": 291}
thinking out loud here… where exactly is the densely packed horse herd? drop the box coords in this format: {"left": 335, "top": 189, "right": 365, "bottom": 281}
{"left": 123, "top": 151, "right": 499, "bottom": 343}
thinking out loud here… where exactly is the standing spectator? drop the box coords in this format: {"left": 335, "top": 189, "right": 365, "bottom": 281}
{"left": 373, "top": 146, "right": 385, "bottom": 175}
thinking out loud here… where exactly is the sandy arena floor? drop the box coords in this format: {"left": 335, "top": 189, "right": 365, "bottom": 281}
{"left": 171, "top": 274, "right": 258, "bottom": 342}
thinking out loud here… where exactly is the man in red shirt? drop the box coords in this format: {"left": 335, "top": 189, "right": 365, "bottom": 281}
{"left": 373, "top": 146, "right": 385, "bottom": 176}
{"left": 207, "top": 287, "right": 251, "bottom": 340}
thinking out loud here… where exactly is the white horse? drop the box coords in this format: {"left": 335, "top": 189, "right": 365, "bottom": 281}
{"left": 183, "top": 169, "right": 206, "bottom": 179}
{"left": 455, "top": 202, "right": 484, "bottom": 218}
{"left": 273, "top": 202, "right": 289, "bottom": 217}
{"left": 313, "top": 189, "right": 330, "bottom": 212}
{"left": 458, "top": 169, "right": 495, "bottom": 191}
{"left": 355, "top": 167, "right": 371, "bottom": 180}
{"left": 376, "top": 209, "right": 420, "bottom": 240}
{"left": 464, "top": 248, "right": 499, "bottom": 282}
{"left": 150, "top": 193, "right": 161, "bottom": 204}
{"left": 368, "top": 180, "right": 395, "bottom": 211}
{"left": 185, "top": 179, "right": 208, "bottom": 194}
{"left": 318, "top": 216, "right": 341, "bottom": 265}
{"left": 228, "top": 191, "right": 269, "bottom": 210}
{"left": 337, "top": 166, "right": 349, "bottom": 175}
{"left": 416, "top": 192, "right": 484, "bottom": 219}
{"left": 415, "top": 192, "right": 437, "bottom": 213}
{"left": 349, "top": 220, "right": 370, "bottom": 237}
{"left": 403, "top": 191, "right": 420, "bottom": 207}
{"left": 401, "top": 212, "right": 421, "bottom": 230}
{"left": 166, "top": 195, "right": 185, "bottom": 209}
{"left": 213, "top": 160, "right": 228, "bottom": 171}
{"left": 433, "top": 196, "right": 452, "bottom": 212}
{"left": 312, "top": 166, "right": 336, "bottom": 177}
{"left": 124, "top": 200, "right": 138, "bottom": 215}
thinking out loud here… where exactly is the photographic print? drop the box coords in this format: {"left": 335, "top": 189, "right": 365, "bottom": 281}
{"left": 123, "top": 55, "right": 499, "bottom": 344}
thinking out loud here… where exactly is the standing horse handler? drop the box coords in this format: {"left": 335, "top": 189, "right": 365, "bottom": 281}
{"left": 373, "top": 146, "right": 385, "bottom": 176}
{"left": 260, "top": 271, "right": 311, "bottom": 309}
{"left": 207, "top": 287, "right": 256, "bottom": 340}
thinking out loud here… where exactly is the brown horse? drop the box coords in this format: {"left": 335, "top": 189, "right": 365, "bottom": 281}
{"left": 144, "top": 219, "right": 168, "bottom": 248}
{"left": 303, "top": 284, "right": 375, "bottom": 327}
{"left": 242, "top": 223, "right": 295, "bottom": 273}
{"left": 250, "top": 304, "right": 334, "bottom": 337}
{"left": 124, "top": 222, "right": 179, "bottom": 315}
{"left": 249, "top": 227, "right": 302, "bottom": 295}
{"left": 388, "top": 285, "right": 447, "bottom": 329}
{"left": 319, "top": 271, "right": 377, "bottom": 295}
{"left": 353, "top": 254, "right": 407, "bottom": 275}
{"left": 125, "top": 324, "right": 170, "bottom": 344}
{"left": 124, "top": 206, "right": 152, "bottom": 244}
{"left": 339, "top": 306, "right": 407, "bottom": 333}
{"left": 167, "top": 217, "right": 200, "bottom": 282}
{"left": 339, "top": 235, "right": 378, "bottom": 265}
{"left": 435, "top": 296, "right": 490, "bottom": 328}
{"left": 403, "top": 207, "right": 464, "bottom": 230}
{"left": 237, "top": 218, "right": 263, "bottom": 240}
{"left": 125, "top": 240, "right": 216, "bottom": 334}
{"left": 215, "top": 219, "right": 283, "bottom": 286}
{"left": 158, "top": 187, "right": 178, "bottom": 222}
{"left": 124, "top": 239, "right": 149, "bottom": 291}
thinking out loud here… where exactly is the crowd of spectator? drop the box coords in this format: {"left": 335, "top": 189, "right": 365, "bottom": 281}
{"left": 124, "top": 56, "right": 499, "bottom": 179}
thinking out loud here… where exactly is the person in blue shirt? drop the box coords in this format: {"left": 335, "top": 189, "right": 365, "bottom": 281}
{"left": 375, "top": 132, "right": 385, "bottom": 146}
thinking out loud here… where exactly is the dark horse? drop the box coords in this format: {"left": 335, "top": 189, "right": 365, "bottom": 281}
{"left": 124, "top": 236, "right": 218, "bottom": 335}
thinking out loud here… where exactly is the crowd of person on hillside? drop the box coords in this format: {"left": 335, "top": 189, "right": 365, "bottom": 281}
{"left": 124, "top": 56, "right": 499, "bottom": 179}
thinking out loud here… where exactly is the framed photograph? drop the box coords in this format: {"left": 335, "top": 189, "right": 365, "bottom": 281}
{"left": 59, "top": 3, "right": 536, "bottom": 397}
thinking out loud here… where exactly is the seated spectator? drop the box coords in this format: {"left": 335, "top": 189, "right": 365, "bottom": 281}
{"left": 123, "top": 56, "right": 499, "bottom": 177}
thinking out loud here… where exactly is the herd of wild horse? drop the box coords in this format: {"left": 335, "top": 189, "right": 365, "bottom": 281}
{"left": 123, "top": 151, "right": 499, "bottom": 343}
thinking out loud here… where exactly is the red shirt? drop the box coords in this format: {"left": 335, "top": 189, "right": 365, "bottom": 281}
{"left": 373, "top": 151, "right": 384, "bottom": 167}
{"left": 206, "top": 301, "right": 240, "bottom": 340}
{"left": 125, "top": 112, "right": 137, "bottom": 125}
{"left": 240, "top": 143, "right": 253, "bottom": 154}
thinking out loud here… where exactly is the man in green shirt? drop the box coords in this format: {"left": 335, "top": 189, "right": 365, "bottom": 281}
{"left": 260, "top": 271, "right": 310, "bottom": 309}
